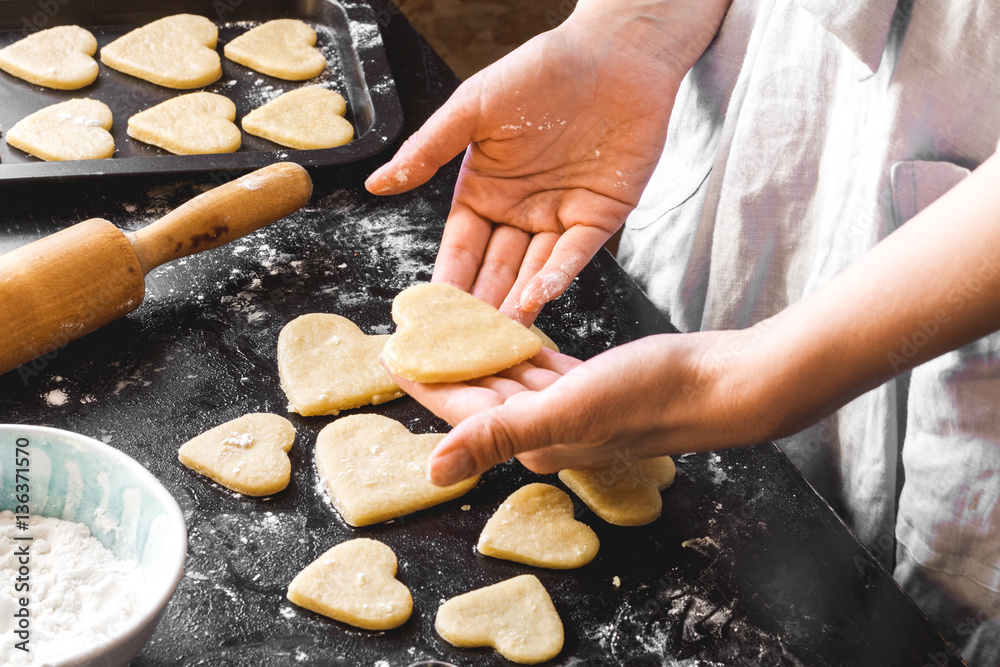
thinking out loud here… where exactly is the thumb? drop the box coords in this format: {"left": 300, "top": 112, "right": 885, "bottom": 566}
{"left": 365, "top": 78, "right": 484, "bottom": 195}
{"left": 427, "top": 392, "right": 557, "bottom": 486}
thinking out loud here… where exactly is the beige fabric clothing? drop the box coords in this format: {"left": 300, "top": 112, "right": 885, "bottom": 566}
{"left": 619, "top": 0, "right": 1000, "bottom": 661}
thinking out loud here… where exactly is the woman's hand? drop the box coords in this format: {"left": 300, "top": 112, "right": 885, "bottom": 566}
{"left": 393, "top": 150, "right": 1000, "bottom": 487}
{"left": 367, "top": 0, "right": 731, "bottom": 323}
{"left": 387, "top": 330, "right": 768, "bottom": 486}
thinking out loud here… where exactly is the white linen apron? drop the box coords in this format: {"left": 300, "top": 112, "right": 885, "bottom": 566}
{"left": 619, "top": 0, "right": 1000, "bottom": 662}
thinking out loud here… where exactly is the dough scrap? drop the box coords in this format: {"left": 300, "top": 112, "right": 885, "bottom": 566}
{"left": 127, "top": 92, "right": 240, "bottom": 155}
{"left": 435, "top": 574, "right": 563, "bottom": 664}
{"left": 315, "top": 414, "right": 478, "bottom": 527}
{"left": 277, "top": 313, "right": 403, "bottom": 416}
{"left": 6, "top": 98, "right": 113, "bottom": 161}
{"left": 0, "top": 25, "right": 98, "bottom": 90}
{"left": 383, "top": 283, "right": 543, "bottom": 383}
{"left": 224, "top": 19, "right": 325, "bottom": 80}
{"left": 178, "top": 413, "right": 295, "bottom": 496}
{"left": 287, "top": 538, "right": 412, "bottom": 630}
{"left": 558, "top": 456, "right": 676, "bottom": 526}
{"left": 100, "top": 14, "right": 221, "bottom": 89}
{"left": 242, "top": 87, "right": 353, "bottom": 149}
{"left": 478, "top": 483, "right": 599, "bottom": 569}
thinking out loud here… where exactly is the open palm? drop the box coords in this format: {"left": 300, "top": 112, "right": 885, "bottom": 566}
{"left": 367, "top": 12, "right": 695, "bottom": 321}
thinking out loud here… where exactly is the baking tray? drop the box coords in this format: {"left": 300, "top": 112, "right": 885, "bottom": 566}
{"left": 0, "top": 0, "right": 403, "bottom": 181}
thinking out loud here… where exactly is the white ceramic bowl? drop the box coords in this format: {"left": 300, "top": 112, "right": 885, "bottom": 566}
{"left": 0, "top": 424, "right": 187, "bottom": 666}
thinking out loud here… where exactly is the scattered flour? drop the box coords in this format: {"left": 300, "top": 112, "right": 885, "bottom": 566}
{"left": 43, "top": 389, "right": 67, "bottom": 407}
{"left": 221, "top": 432, "right": 255, "bottom": 449}
{"left": 0, "top": 511, "right": 147, "bottom": 666}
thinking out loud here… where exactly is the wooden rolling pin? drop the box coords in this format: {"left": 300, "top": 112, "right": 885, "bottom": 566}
{"left": 0, "top": 162, "right": 312, "bottom": 376}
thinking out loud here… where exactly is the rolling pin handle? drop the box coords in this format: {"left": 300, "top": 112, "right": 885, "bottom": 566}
{"left": 127, "top": 162, "right": 313, "bottom": 275}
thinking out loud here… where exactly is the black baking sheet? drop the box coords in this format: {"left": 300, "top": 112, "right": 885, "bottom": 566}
{"left": 0, "top": 0, "right": 403, "bottom": 181}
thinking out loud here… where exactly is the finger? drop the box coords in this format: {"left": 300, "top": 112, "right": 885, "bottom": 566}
{"left": 466, "top": 375, "right": 532, "bottom": 402}
{"left": 387, "top": 370, "right": 504, "bottom": 427}
{"left": 515, "top": 437, "right": 639, "bottom": 475}
{"left": 519, "top": 225, "right": 610, "bottom": 312}
{"left": 365, "top": 77, "right": 485, "bottom": 195}
{"left": 471, "top": 225, "right": 532, "bottom": 308}
{"left": 496, "top": 359, "right": 564, "bottom": 392}
{"left": 519, "top": 433, "right": 683, "bottom": 475}
{"left": 432, "top": 200, "right": 494, "bottom": 293}
{"left": 517, "top": 444, "right": 591, "bottom": 474}
{"left": 527, "top": 347, "right": 585, "bottom": 376}
{"left": 498, "top": 232, "right": 558, "bottom": 323}
{"left": 427, "top": 392, "right": 557, "bottom": 485}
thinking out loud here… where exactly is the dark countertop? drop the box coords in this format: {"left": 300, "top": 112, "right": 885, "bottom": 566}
{"left": 0, "top": 2, "right": 964, "bottom": 665}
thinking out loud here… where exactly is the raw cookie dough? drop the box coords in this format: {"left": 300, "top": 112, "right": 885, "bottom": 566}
{"left": 286, "top": 538, "right": 412, "bottom": 630}
{"left": 100, "top": 14, "right": 221, "bottom": 89}
{"left": 558, "top": 455, "right": 676, "bottom": 526}
{"left": 6, "top": 98, "right": 113, "bottom": 161}
{"left": 315, "top": 413, "right": 478, "bottom": 527}
{"left": 0, "top": 25, "right": 98, "bottom": 90}
{"left": 533, "top": 325, "right": 559, "bottom": 352}
{"left": 383, "top": 282, "right": 543, "bottom": 383}
{"left": 478, "top": 483, "right": 599, "bottom": 569}
{"left": 277, "top": 313, "right": 403, "bottom": 416}
{"left": 242, "top": 87, "right": 353, "bottom": 149}
{"left": 178, "top": 413, "right": 296, "bottom": 496}
{"left": 223, "top": 19, "right": 325, "bottom": 80}
{"left": 435, "top": 574, "right": 564, "bottom": 664}
{"left": 127, "top": 92, "right": 240, "bottom": 155}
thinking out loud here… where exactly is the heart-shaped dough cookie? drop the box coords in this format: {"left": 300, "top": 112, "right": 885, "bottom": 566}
{"left": 558, "top": 455, "right": 676, "bottom": 526}
{"left": 6, "top": 98, "right": 113, "bottom": 161}
{"left": 383, "top": 283, "right": 543, "bottom": 383}
{"left": 127, "top": 92, "right": 240, "bottom": 155}
{"left": 277, "top": 313, "right": 403, "bottom": 416}
{"left": 533, "top": 325, "right": 559, "bottom": 352}
{"left": 224, "top": 19, "right": 326, "bottom": 80}
{"left": 0, "top": 25, "right": 98, "bottom": 90}
{"left": 178, "top": 413, "right": 295, "bottom": 496}
{"left": 478, "top": 483, "right": 599, "bottom": 569}
{"left": 316, "top": 414, "right": 478, "bottom": 527}
{"left": 242, "top": 87, "right": 353, "bottom": 149}
{"left": 287, "top": 538, "right": 412, "bottom": 630}
{"left": 436, "top": 574, "right": 563, "bottom": 664}
{"left": 101, "top": 14, "right": 221, "bottom": 89}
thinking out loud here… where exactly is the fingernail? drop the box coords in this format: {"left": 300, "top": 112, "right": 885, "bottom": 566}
{"left": 519, "top": 292, "right": 541, "bottom": 314}
{"left": 430, "top": 449, "right": 476, "bottom": 486}
{"left": 365, "top": 164, "right": 391, "bottom": 192}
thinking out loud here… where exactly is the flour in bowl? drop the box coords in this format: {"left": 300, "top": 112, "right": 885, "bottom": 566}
{"left": 0, "top": 511, "right": 147, "bottom": 665}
